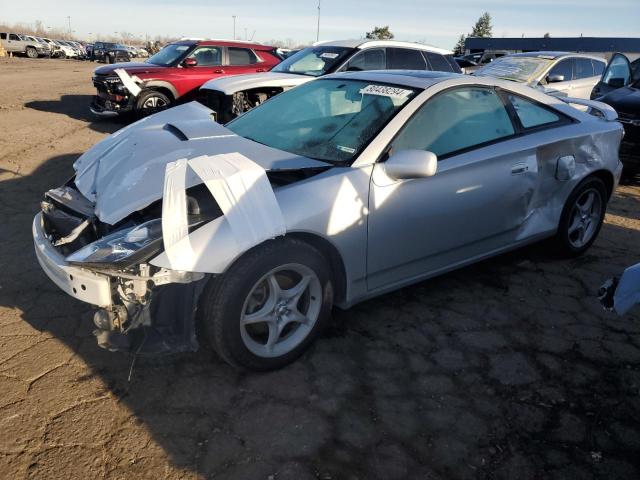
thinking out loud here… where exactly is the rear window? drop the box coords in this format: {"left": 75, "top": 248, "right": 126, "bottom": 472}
{"left": 425, "top": 52, "right": 454, "bottom": 72}
{"left": 387, "top": 48, "right": 427, "bottom": 70}
{"left": 507, "top": 94, "right": 561, "bottom": 129}
{"left": 445, "top": 54, "right": 462, "bottom": 73}
{"left": 228, "top": 47, "right": 258, "bottom": 65}
{"left": 592, "top": 59, "right": 605, "bottom": 77}
{"left": 575, "top": 58, "right": 595, "bottom": 79}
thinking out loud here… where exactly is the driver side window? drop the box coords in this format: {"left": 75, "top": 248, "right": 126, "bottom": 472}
{"left": 391, "top": 87, "right": 515, "bottom": 159}
{"left": 547, "top": 59, "right": 574, "bottom": 82}
{"left": 188, "top": 46, "right": 222, "bottom": 66}
{"left": 344, "top": 48, "right": 386, "bottom": 71}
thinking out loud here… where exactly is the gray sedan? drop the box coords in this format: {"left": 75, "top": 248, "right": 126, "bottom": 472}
{"left": 33, "top": 70, "right": 623, "bottom": 370}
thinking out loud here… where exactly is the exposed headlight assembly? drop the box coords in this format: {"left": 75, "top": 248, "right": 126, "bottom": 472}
{"left": 66, "top": 219, "right": 163, "bottom": 269}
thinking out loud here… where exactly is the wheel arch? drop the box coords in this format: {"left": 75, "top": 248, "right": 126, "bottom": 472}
{"left": 144, "top": 81, "right": 178, "bottom": 101}
{"left": 283, "top": 232, "right": 348, "bottom": 304}
{"left": 588, "top": 169, "right": 615, "bottom": 199}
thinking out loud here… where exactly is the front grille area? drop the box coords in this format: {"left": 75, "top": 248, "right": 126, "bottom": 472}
{"left": 93, "top": 75, "right": 123, "bottom": 95}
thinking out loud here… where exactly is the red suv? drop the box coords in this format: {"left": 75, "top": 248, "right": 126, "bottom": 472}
{"left": 90, "top": 39, "right": 282, "bottom": 117}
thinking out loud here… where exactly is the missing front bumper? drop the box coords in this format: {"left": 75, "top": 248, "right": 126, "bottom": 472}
{"left": 33, "top": 212, "right": 209, "bottom": 355}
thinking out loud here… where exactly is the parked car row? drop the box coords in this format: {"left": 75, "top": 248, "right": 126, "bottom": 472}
{"left": 86, "top": 38, "right": 639, "bottom": 177}
{"left": 89, "top": 38, "right": 461, "bottom": 119}
{"left": 0, "top": 31, "right": 149, "bottom": 63}
{"left": 0, "top": 32, "right": 88, "bottom": 59}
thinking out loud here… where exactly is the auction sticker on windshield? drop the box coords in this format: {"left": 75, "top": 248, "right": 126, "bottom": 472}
{"left": 360, "top": 85, "right": 413, "bottom": 99}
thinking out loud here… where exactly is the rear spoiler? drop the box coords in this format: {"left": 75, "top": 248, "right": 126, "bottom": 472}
{"left": 559, "top": 97, "right": 618, "bottom": 122}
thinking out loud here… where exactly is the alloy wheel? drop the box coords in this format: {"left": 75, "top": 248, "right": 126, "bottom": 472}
{"left": 141, "top": 95, "right": 167, "bottom": 112}
{"left": 240, "top": 263, "right": 322, "bottom": 358}
{"left": 567, "top": 188, "right": 603, "bottom": 248}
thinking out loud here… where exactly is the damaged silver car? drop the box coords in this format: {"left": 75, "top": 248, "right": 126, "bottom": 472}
{"left": 33, "top": 70, "right": 623, "bottom": 370}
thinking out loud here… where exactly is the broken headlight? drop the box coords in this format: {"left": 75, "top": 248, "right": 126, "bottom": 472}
{"left": 66, "top": 219, "right": 163, "bottom": 269}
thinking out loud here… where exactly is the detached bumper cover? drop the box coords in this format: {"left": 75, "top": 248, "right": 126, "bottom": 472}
{"left": 89, "top": 100, "right": 121, "bottom": 117}
{"left": 32, "top": 213, "right": 113, "bottom": 307}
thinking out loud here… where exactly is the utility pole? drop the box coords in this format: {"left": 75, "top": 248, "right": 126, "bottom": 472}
{"left": 244, "top": 28, "right": 247, "bottom": 41}
{"left": 316, "top": 0, "right": 321, "bottom": 43}
{"left": 67, "top": 16, "right": 72, "bottom": 39}
{"left": 232, "top": 15, "right": 236, "bottom": 40}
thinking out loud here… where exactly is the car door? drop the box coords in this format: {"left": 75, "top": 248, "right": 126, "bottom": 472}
{"left": 542, "top": 58, "right": 575, "bottom": 97}
{"left": 177, "top": 45, "right": 226, "bottom": 94}
{"left": 366, "top": 86, "right": 540, "bottom": 290}
{"left": 224, "top": 46, "right": 268, "bottom": 75}
{"left": 591, "top": 53, "right": 634, "bottom": 99}
{"left": 5, "top": 33, "right": 22, "bottom": 52}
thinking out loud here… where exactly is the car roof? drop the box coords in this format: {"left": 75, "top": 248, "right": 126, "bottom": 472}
{"left": 508, "top": 51, "right": 604, "bottom": 61}
{"left": 322, "top": 70, "right": 461, "bottom": 89}
{"left": 170, "top": 39, "right": 276, "bottom": 51}
{"left": 314, "top": 39, "right": 452, "bottom": 55}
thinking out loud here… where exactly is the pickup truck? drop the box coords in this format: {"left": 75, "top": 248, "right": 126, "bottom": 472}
{"left": 0, "top": 32, "right": 48, "bottom": 58}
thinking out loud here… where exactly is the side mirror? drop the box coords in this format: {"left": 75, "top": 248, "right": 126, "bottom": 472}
{"left": 384, "top": 150, "right": 437, "bottom": 180}
{"left": 547, "top": 74, "right": 565, "bottom": 83}
{"left": 182, "top": 57, "right": 197, "bottom": 67}
{"left": 607, "top": 77, "right": 626, "bottom": 89}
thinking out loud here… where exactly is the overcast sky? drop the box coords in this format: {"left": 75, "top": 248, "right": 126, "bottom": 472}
{"left": 1, "top": 0, "right": 638, "bottom": 49}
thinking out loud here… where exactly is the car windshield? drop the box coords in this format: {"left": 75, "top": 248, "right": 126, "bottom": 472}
{"left": 227, "top": 79, "right": 418, "bottom": 163}
{"left": 147, "top": 44, "right": 192, "bottom": 66}
{"left": 475, "top": 56, "right": 554, "bottom": 83}
{"left": 271, "top": 46, "right": 353, "bottom": 77}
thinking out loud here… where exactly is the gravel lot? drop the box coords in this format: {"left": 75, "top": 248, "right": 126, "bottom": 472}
{"left": 1, "top": 57, "right": 640, "bottom": 479}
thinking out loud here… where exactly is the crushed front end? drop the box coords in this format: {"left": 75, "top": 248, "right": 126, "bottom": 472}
{"left": 32, "top": 181, "right": 210, "bottom": 355}
{"left": 90, "top": 73, "right": 135, "bottom": 117}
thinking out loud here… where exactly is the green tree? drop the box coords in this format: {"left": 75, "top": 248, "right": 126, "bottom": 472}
{"left": 365, "top": 26, "right": 394, "bottom": 40}
{"left": 453, "top": 34, "right": 466, "bottom": 56}
{"left": 470, "top": 12, "right": 493, "bottom": 38}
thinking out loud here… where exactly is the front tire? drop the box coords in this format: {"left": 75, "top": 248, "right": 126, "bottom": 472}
{"left": 552, "top": 176, "right": 608, "bottom": 256}
{"left": 199, "top": 238, "right": 334, "bottom": 371}
{"left": 26, "top": 47, "right": 38, "bottom": 58}
{"left": 135, "top": 90, "right": 171, "bottom": 117}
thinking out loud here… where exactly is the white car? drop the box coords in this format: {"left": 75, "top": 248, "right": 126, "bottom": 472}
{"left": 199, "top": 39, "right": 461, "bottom": 122}
{"left": 53, "top": 40, "right": 78, "bottom": 59}
{"left": 475, "top": 52, "right": 607, "bottom": 99}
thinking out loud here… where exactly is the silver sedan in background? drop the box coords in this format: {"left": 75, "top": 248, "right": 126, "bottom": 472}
{"left": 33, "top": 70, "right": 623, "bottom": 370}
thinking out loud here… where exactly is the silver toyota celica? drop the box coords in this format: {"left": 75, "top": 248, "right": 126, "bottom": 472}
{"left": 33, "top": 70, "right": 623, "bottom": 370}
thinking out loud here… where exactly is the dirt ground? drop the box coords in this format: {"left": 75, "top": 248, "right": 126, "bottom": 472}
{"left": 1, "top": 57, "right": 640, "bottom": 480}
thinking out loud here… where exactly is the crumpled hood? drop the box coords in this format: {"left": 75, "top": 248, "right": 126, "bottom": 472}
{"left": 73, "top": 101, "right": 330, "bottom": 225}
{"left": 200, "top": 72, "right": 314, "bottom": 95}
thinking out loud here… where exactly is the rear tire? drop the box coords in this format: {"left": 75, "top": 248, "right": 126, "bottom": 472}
{"left": 198, "top": 238, "right": 334, "bottom": 371}
{"left": 552, "top": 176, "right": 608, "bottom": 257}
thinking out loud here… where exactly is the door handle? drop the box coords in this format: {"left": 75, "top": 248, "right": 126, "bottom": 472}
{"left": 511, "top": 163, "right": 529, "bottom": 175}
{"left": 213, "top": 69, "right": 225, "bottom": 74}
{"left": 255, "top": 68, "right": 266, "bottom": 72}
